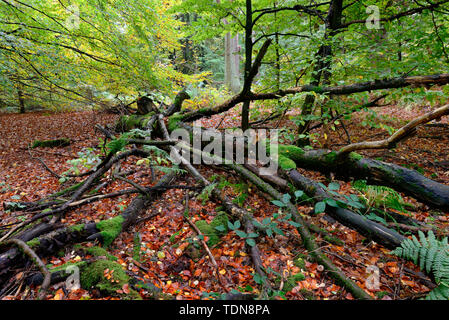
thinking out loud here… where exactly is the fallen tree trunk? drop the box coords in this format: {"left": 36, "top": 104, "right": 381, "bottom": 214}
{"left": 277, "top": 146, "right": 449, "bottom": 211}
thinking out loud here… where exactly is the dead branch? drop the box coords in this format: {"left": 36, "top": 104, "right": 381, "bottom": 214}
{"left": 338, "top": 104, "right": 449, "bottom": 155}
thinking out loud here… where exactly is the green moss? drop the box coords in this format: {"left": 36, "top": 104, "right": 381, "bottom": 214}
{"left": 31, "top": 138, "right": 70, "bottom": 148}
{"left": 115, "top": 114, "right": 155, "bottom": 132}
{"left": 349, "top": 152, "right": 363, "bottom": 161}
{"left": 132, "top": 233, "right": 141, "bottom": 263}
{"left": 195, "top": 220, "right": 220, "bottom": 247}
{"left": 323, "top": 151, "right": 338, "bottom": 164}
{"left": 278, "top": 155, "right": 297, "bottom": 170}
{"left": 167, "top": 112, "right": 185, "bottom": 132}
{"left": 86, "top": 246, "right": 118, "bottom": 261}
{"left": 50, "top": 260, "right": 87, "bottom": 273}
{"left": 80, "top": 260, "right": 141, "bottom": 300}
{"left": 26, "top": 238, "right": 40, "bottom": 248}
{"left": 209, "top": 212, "right": 229, "bottom": 236}
{"left": 294, "top": 257, "right": 306, "bottom": 270}
{"left": 278, "top": 145, "right": 305, "bottom": 160}
{"left": 52, "top": 181, "right": 85, "bottom": 197}
{"left": 96, "top": 215, "right": 125, "bottom": 247}
{"left": 69, "top": 224, "right": 85, "bottom": 233}
{"left": 276, "top": 272, "right": 306, "bottom": 292}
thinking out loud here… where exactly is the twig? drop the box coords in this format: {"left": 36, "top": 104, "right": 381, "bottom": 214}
{"left": 183, "top": 194, "right": 218, "bottom": 269}
{"left": 27, "top": 145, "right": 61, "bottom": 179}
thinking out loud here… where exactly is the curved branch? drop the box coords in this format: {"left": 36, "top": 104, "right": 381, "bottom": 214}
{"left": 338, "top": 104, "right": 449, "bottom": 155}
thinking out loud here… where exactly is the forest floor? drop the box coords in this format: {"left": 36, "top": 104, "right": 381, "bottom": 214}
{"left": 0, "top": 103, "right": 448, "bottom": 300}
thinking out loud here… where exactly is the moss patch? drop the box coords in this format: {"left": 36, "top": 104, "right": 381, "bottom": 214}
{"left": 276, "top": 272, "right": 306, "bottom": 292}
{"left": 209, "top": 212, "right": 229, "bottom": 235}
{"left": 69, "top": 224, "right": 85, "bottom": 233}
{"left": 349, "top": 152, "right": 363, "bottom": 161}
{"left": 278, "top": 155, "right": 297, "bottom": 170}
{"left": 167, "top": 112, "right": 185, "bottom": 132}
{"left": 31, "top": 138, "right": 70, "bottom": 148}
{"left": 96, "top": 215, "right": 125, "bottom": 247}
{"left": 80, "top": 260, "right": 141, "bottom": 300}
{"left": 26, "top": 238, "right": 40, "bottom": 248}
{"left": 194, "top": 212, "right": 229, "bottom": 248}
{"left": 86, "top": 246, "right": 118, "bottom": 261}
{"left": 195, "top": 220, "right": 220, "bottom": 247}
{"left": 115, "top": 113, "right": 155, "bottom": 132}
{"left": 278, "top": 145, "right": 305, "bottom": 161}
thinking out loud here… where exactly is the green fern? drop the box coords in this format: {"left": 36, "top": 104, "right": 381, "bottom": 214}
{"left": 352, "top": 180, "right": 409, "bottom": 212}
{"left": 391, "top": 231, "right": 449, "bottom": 300}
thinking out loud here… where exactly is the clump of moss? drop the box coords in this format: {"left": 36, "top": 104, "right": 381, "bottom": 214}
{"left": 80, "top": 260, "right": 141, "bottom": 300}
{"left": 50, "top": 260, "right": 88, "bottom": 274}
{"left": 276, "top": 273, "right": 306, "bottom": 292}
{"left": 195, "top": 212, "right": 229, "bottom": 247}
{"left": 31, "top": 138, "right": 70, "bottom": 148}
{"left": 323, "top": 151, "right": 338, "bottom": 164}
{"left": 132, "top": 233, "right": 142, "bottom": 263}
{"left": 96, "top": 215, "right": 125, "bottom": 247}
{"left": 278, "top": 155, "right": 297, "bottom": 170}
{"left": 278, "top": 145, "right": 305, "bottom": 159}
{"left": 115, "top": 113, "right": 155, "bottom": 132}
{"left": 349, "top": 152, "right": 363, "bottom": 161}
{"left": 294, "top": 257, "right": 306, "bottom": 270}
{"left": 85, "top": 246, "right": 118, "bottom": 261}
{"left": 195, "top": 220, "right": 220, "bottom": 247}
{"left": 69, "top": 224, "right": 85, "bottom": 233}
{"left": 26, "top": 238, "right": 40, "bottom": 249}
{"left": 209, "top": 212, "right": 229, "bottom": 235}
{"left": 167, "top": 112, "right": 185, "bottom": 132}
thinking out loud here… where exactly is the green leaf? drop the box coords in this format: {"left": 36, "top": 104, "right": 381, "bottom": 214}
{"left": 235, "top": 230, "right": 247, "bottom": 238}
{"left": 271, "top": 200, "right": 286, "bottom": 207}
{"left": 294, "top": 190, "right": 304, "bottom": 198}
{"left": 214, "top": 225, "right": 226, "bottom": 232}
{"left": 246, "top": 239, "right": 256, "bottom": 247}
{"left": 315, "top": 201, "right": 326, "bottom": 214}
{"left": 328, "top": 182, "right": 340, "bottom": 191}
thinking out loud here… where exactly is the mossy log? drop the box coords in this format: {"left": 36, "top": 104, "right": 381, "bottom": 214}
{"left": 31, "top": 138, "right": 71, "bottom": 148}
{"left": 277, "top": 146, "right": 449, "bottom": 211}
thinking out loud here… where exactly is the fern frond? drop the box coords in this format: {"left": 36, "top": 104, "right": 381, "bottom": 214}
{"left": 391, "top": 231, "right": 449, "bottom": 300}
